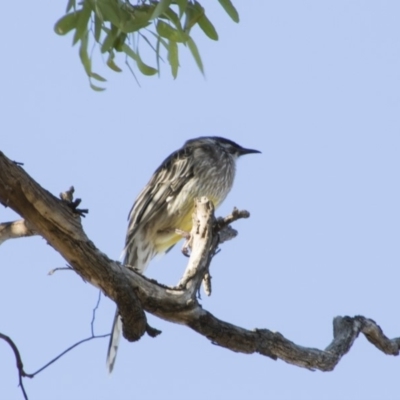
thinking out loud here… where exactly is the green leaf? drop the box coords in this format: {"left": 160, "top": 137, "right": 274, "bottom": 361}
{"left": 94, "top": 14, "right": 102, "bottom": 42}
{"left": 151, "top": 0, "right": 173, "bottom": 20}
{"left": 73, "top": 1, "right": 92, "bottom": 45}
{"left": 175, "top": 0, "right": 188, "bottom": 18}
{"left": 96, "top": 1, "right": 152, "bottom": 33}
{"left": 114, "top": 33, "right": 127, "bottom": 51}
{"left": 136, "top": 53, "right": 158, "bottom": 76}
{"left": 156, "top": 20, "right": 184, "bottom": 42}
{"left": 90, "top": 81, "right": 106, "bottom": 91}
{"left": 197, "top": 14, "right": 218, "bottom": 40}
{"left": 120, "top": 4, "right": 153, "bottom": 33}
{"left": 90, "top": 72, "right": 107, "bottom": 82}
{"left": 156, "top": 37, "right": 161, "bottom": 75}
{"left": 149, "top": 30, "right": 169, "bottom": 50}
{"left": 122, "top": 44, "right": 157, "bottom": 75}
{"left": 54, "top": 12, "right": 80, "bottom": 35}
{"left": 107, "top": 52, "right": 122, "bottom": 72}
{"left": 184, "top": 1, "right": 202, "bottom": 31}
{"left": 122, "top": 43, "right": 138, "bottom": 61}
{"left": 79, "top": 33, "right": 91, "bottom": 76}
{"left": 66, "top": 0, "right": 76, "bottom": 13}
{"left": 168, "top": 40, "right": 179, "bottom": 79}
{"left": 187, "top": 36, "right": 204, "bottom": 74}
{"left": 100, "top": 26, "right": 118, "bottom": 53}
{"left": 96, "top": 0, "right": 121, "bottom": 27}
{"left": 162, "top": 7, "right": 184, "bottom": 33}
{"left": 218, "top": 0, "right": 239, "bottom": 23}
{"left": 191, "top": 1, "right": 217, "bottom": 40}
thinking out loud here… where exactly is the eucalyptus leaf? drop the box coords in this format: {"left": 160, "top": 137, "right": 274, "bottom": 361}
{"left": 187, "top": 36, "right": 204, "bottom": 74}
{"left": 156, "top": 20, "right": 184, "bottom": 42}
{"left": 122, "top": 44, "right": 138, "bottom": 61}
{"left": 66, "top": 0, "right": 76, "bottom": 13}
{"left": 184, "top": 1, "right": 202, "bottom": 31}
{"left": 156, "top": 37, "right": 161, "bottom": 75}
{"left": 175, "top": 0, "right": 188, "bottom": 18}
{"left": 168, "top": 40, "right": 179, "bottom": 79}
{"left": 100, "top": 26, "right": 118, "bottom": 53}
{"left": 136, "top": 53, "right": 158, "bottom": 76}
{"left": 151, "top": 0, "right": 172, "bottom": 20}
{"left": 197, "top": 13, "right": 218, "bottom": 40}
{"left": 96, "top": 0, "right": 121, "bottom": 27}
{"left": 162, "top": 7, "right": 184, "bottom": 34}
{"left": 90, "top": 81, "right": 106, "bottom": 91}
{"left": 107, "top": 52, "right": 122, "bottom": 72}
{"left": 94, "top": 14, "right": 102, "bottom": 42}
{"left": 79, "top": 33, "right": 92, "bottom": 76}
{"left": 90, "top": 72, "right": 107, "bottom": 82}
{"left": 73, "top": 1, "right": 92, "bottom": 45}
{"left": 218, "top": 0, "right": 239, "bottom": 23}
{"left": 54, "top": 12, "right": 80, "bottom": 35}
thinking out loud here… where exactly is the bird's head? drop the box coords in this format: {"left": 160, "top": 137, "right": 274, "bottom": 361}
{"left": 185, "top": 136, "right": 261, "bottom": 159}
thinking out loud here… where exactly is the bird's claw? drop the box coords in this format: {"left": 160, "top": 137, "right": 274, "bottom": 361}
{"left": 175, "top": 229, "right": 192, "bottom": 257}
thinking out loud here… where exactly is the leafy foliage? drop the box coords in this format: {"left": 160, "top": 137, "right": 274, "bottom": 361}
{"left": 54, "top": 0, "right": 239, "bottom": 90}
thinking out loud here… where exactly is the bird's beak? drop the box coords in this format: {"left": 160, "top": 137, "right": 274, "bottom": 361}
{"left": 238, "top": 147, "right": 261, "bottom": 156}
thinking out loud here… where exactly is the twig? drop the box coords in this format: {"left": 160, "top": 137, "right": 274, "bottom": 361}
{"left": 91, "top": 291, "right": 102, "bottom": 337}
{"left": 47, "top": 266, "right": 74, "bottom": 275}
{"left": 0, "top": 333, "right": 32, "bottom": 400}
{"left": 30, "top": 334, "right": 110, "bottom": 376}
{"left": 215, "top": 207, "right": 250, "bottom": 231}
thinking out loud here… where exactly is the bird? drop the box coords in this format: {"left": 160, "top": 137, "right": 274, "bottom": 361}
{"left": 106, "top": 136, "right": 260, "bottom": 372}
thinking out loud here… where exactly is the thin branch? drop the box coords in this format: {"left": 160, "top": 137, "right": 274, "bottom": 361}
{"left": 91, "top": 291, "right": 102, "bottom": 337}
{"left": 30, "top": 334, "right": 110, "bottom": 376}
{"left": 48, "top": 266, "right": 74, "bottom": 275}
{"left": 0, "top": 220, "right": 36, "bottom": 245}
{"left": 215, "top": 207, "right": 250, "bottom": 231}
{"left": 0, "top": 333, "right": 32, "bottom": 400}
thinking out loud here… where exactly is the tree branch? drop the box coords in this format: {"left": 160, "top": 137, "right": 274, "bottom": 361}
{"left": 0, "top": 219, "right": 36, "bottom": 245}
{"left": 0, "top": 150, "right": 398, "bottom": 377}
{"left": 0, "top": 333, "right": 32, "bottom": 400}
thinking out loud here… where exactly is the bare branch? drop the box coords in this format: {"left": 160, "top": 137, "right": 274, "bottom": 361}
{"left": 91, "top": 291, "right": 102, "bottom": 336}
{"left": 48, "top": 266, "right": 74, "bottom": 275}
{"left": 0, "top": 333, "right": 32, "bottom": 400}
{"left": 0, "top": 150, "right": 398, "bottom": 377}
{"left": 0, "top": 219, "right": 36, "bottom": 245}
{"left": 215, "top": 207, "right": 250, "bottom": 231}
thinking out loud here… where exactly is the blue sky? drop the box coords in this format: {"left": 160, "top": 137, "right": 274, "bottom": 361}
{"left": 1, "top": 1, "right": 400, "bottom": 399}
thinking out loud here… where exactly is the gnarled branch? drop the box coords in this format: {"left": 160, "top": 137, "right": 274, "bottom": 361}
{"left": 0, "top": 150, "right": 398, "bottom": 378}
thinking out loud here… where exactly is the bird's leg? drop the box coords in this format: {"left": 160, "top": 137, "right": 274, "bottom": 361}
{"left": 175, "top": 229, "right": 192, "bottom": 257}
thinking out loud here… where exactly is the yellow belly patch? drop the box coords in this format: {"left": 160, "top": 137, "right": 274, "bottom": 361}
{"left": 154, "top": 196, "right": 220, "bottom": 253}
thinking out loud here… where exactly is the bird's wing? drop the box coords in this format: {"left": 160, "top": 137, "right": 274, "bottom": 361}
{"left": 125, "top": 146, "right": 194, "bottom": 243}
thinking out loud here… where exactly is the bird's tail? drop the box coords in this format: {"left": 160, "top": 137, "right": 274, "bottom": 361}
{"left": 106, "top": 310, "right": 122, "bottom": 373}
{"left": 106, "top": 234, "right": 155, "bottom": 373}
